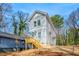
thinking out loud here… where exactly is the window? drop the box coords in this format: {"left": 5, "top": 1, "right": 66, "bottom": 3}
{"left": 34, "top": 31, "right": 37, "bottom": 36}
{"left": 31, "top": 31, "right": 37, "bottom": 37}
{"left": 34, "top": 21, "right": 36, "bottom": 27}
{"left": 38, "top": 32, "right": 41, "bottom": 39}
{"left": 52, "top": 37, "right": 56, "bottom": 39}
{"left": 32, "top": 32, "right": 34, "bottom": 37}
{"left": 38, "top": 20, "right": 41, "bottom": 26}
{"left": 49, "top": 32, "right": 51, "bottom": 35}
{"left": 34, "top": 31, "right": 37, "bottom": 37}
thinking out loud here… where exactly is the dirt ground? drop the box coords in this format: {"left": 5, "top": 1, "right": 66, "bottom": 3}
{"left": 0, "top": 46, "right": 79, "bottom": 56}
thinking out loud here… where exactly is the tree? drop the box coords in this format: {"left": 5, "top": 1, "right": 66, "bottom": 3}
{"left": 50, "top": 15, "right": 64, "bottom": 45}
{"left": 65, "top": 29, "right": 74, "bottom": 45}
{"left": 0, "top": 3, "right": 12, "bottom": 32}
{"left": 66, "top": 8, "right": 79, "bottom": 53}
{"left": 12, "top": 11, "right": 28, "bottom": 36}
{"left": 67, "top": 8, "right": 79, "bottom": 45}
{"left": 12, "top": 15, "right": 18, "bottom": 35}
{"left": 11, "top": 11, "right": 28, "bottom": 36}
{"left": 17, "top": 11, "right": 29, "bottom": 36}
{"left": 51, "top": 15, "right": 64, "bottom": 29}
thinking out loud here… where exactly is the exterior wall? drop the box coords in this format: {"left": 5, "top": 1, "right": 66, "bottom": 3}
{"left": 46, "top": 19, "right": 56, "bottom": 45}
{"left": 0, "top": 37, "right": 16, "bottom": 48}
{"left": 29, "top": 13, "right": 56, "bottom": 45}
{"left": 0, "top": 37, "right": 25, "bottom": 49}
{"left": 29, "top": 13, "right": 47, "bottom": 44}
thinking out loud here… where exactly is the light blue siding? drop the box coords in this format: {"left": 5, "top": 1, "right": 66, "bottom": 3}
{"left": 0, "top": 37, "right": 25, "bottom": 49}
{"left": 0, "top": 37, "right": 16, "bottom": 48}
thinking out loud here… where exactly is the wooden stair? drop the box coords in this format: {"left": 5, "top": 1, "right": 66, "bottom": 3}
{"left": 25, "top": 37, "right": 42, "bottom": 48}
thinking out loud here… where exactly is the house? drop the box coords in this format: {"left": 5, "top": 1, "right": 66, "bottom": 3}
{"left": 28, "top": 10, "right": 57, "bottom": 45}
{"left": 0, "top": 32, "right": 25, "bottom": 52}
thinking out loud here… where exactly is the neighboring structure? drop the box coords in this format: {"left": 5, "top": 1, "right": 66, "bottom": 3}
{"left": 0, "top": 32, "right": 25, "bottom": 52}
{"left": 28, "top": 10, "right": 57, "bottom": 45}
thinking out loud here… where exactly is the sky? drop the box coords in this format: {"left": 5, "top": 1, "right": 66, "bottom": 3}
{"left": 13, "top": 3, "right": 79, "bottom": 19}
{"left": 6, "top": 3, "right": 79, "bottom": 33}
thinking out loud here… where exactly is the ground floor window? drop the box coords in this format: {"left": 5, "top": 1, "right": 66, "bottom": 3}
{"left": 38, "top": 31, "right": 41, "bottom": 40}
{"left": 31, "top": 31, "right": 37, "bottom": 37}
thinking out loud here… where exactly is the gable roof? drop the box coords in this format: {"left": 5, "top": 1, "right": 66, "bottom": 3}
{"left": 28, "top": 10, "right": 48, "bottom": 22}
{"left": 28, "top": 10, "right": 57, "bottom": 34}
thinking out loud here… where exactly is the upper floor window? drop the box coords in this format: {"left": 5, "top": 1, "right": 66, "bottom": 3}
{"left": 34, "top": 21, "right": 36, "bottom": 27}
{"left": 38, "top": 20, "right": 41, "bottom": 26}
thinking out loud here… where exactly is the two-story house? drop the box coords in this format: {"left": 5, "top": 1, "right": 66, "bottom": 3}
{"left": 28, "top": 10, "right": 57, "bottom": 45}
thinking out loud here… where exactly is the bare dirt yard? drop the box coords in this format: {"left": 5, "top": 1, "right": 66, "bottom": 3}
{"left": 0, "top": 46, "right": 79, "bottom": 56}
